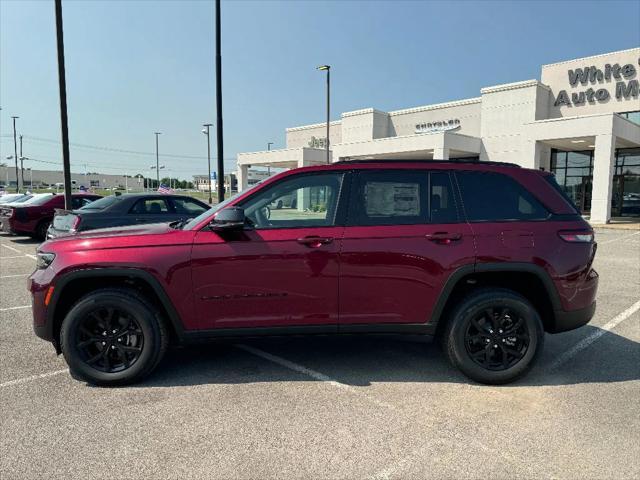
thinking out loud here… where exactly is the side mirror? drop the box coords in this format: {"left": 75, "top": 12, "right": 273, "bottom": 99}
{"left": 210, "top": 206, "right": 245, "bottom": 230}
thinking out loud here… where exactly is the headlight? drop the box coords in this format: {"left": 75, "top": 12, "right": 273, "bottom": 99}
{"left": 36, "top": 252, "right": 56, "bottom": 270}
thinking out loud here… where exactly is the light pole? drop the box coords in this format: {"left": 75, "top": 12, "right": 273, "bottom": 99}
{"left": 316, "top": 65, "right": 331, "bottom": 164}
{"left": 19, "top": 134, "right": 26, "bottom": 191}
{"left": 154, "top": 132, "right": 162, "bottom": 186}
{"left": 55, "top": 0, "right": 72, "bottom": 209}
{"left": 215, "top": 0, "right": 225, "bottom": 202}
{"left": 150, "top": 164, "right": 165, "bottom": 190}
{"left": 19, "top": 157, "right": 29, "bottom": 190}
{"left": 202, "top": 123, "right": 213, "bottom": 204}
{"left": 267, "top": 142, "right": 273, "bottom": 151}
{"left": 11, "top": 116, "right": 19, "bottom": 192}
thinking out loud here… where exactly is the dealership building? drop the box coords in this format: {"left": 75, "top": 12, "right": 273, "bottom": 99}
{"left": 237, "top": 48, "right": 640, "bottom": 223}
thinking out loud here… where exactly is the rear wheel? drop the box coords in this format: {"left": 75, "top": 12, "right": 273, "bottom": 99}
{"left": 443, "top": 288, "right": 543, "bottom": 384}
{"left": 60, "top": 288, "right": 168, "bottom": 386}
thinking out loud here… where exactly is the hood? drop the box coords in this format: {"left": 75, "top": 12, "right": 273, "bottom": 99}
{"left": 42, "top": 221, "right": 195, "bottom": 253}
{"left": 76, "top": 222, "right": 175, "bottom": 239}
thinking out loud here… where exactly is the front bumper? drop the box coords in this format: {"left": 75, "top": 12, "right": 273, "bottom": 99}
{"left": 549, "top": 301, "right": 596, "bottom": 333}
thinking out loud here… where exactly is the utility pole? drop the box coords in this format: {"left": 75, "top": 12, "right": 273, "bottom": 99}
{"left": 55, "top": 0, "right": 72, "bottom": 209}
{"left": 215, "top": 0, "right": 225, "bottom": 202}
{"left": 154, "top": 132, "right": 162, "bottom": 186}
{"left": 202, "top": 123, "right": 213, "bottom": 204}
{"left": 19, "top": 135, "right": 25, "bottom": 191}
{"left": 11, "top": 116, "right": 19, "bottom": 192}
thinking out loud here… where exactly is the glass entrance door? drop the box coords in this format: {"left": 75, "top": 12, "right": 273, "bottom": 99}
{"left": 613, "top": 148, "right": 640, "bottom": 217}
{"left": 550, "top": 149, "right": 594, "bottom": 214}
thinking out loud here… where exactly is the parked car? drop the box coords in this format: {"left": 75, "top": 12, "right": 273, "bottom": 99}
{"left": 29, "top": 160, "right": 598, "bottom": 386}
{"left": 1, "top": 193, "right": 101, "bottom": 238}
{"left": 46, "top": 193, "right": 210, "bottom": 239}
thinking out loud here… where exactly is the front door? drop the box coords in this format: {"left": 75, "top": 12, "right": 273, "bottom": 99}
{"left": 339, "top": 169, "right": 475, "bottom": 326}
{"left": 191, "top": 172, "right": 346, "bottom": 330}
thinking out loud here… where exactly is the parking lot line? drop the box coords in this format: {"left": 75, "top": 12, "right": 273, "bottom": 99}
{"left": 550, "top": 299, "right": 640, "bottom": 370}
{"left": 0, "top": 274, "right": 29, "bottom": 278}
{"left": 0, "top": 254, "right": 31, "bottom": 260}
{"left": 0, "top": 369, "right": 69, "bottom": 388}
{"left": 237, "top": 344, "right": 398, "bottom": 410}
{"left": 0, "top": 305, "right": 31, "bottom": 312}
{"left": 598, "top": 231, "right": 640, "bottom": 245}
{"left": 1, "top": 244, "right": 22, "bottom": 254}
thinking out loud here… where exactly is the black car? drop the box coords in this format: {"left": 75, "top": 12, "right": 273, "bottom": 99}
{"left": 47, "top": 193, "right": 210, "bottom": 239}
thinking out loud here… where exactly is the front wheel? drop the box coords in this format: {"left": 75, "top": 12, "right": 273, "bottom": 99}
{"left": 60, "top": 288, "right": 168, "bottom": 386}
{"left": 443, "top": 288, "right": 544, "bottom": 385}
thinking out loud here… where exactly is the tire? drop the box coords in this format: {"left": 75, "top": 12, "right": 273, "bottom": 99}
{"left": 60, "top": 288, "right": 168, "bottom": 386}
{"left": 442, "top": 288, "right": 544, "bottom": 385}
{"left": 35, "top": 220, "right": 51, "bottom": 240}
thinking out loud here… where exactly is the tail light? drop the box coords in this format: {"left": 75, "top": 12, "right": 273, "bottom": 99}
{"left": 558, "top": 229, "right": 594, "bottom": 243}
{"left": 70, "top": 215, "right": 81, "bottom": 233}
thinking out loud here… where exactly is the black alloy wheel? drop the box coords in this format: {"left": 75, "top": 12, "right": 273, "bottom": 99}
{"left": 75, "top": 306, "right": 144, "bottom": 373}
{"left": 61, "top": 288, "right": 168, "bottom": 386}
{"left": 443, "top": 288, "right": 544, "bottom": 385}
{"left": 464, "top": 307, "right": 530, "bottom": 371}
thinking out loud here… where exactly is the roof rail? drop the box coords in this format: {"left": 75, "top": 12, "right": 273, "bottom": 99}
{"left": 333, "top": 159, "right": 521, "bottom": 168}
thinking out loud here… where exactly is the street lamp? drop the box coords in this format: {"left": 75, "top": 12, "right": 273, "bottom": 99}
{"left": 202, "top": 123, "right": 213, "bottom": 204}
{"left": 154, "top": 132, "right": 162, "bottom": 186}
{"left": 316, "top": 65, "right": 331, "bottom": 164}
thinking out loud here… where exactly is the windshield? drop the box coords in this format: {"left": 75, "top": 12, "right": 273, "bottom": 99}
{"left": 183, "top": 181, "right": 265, "bottom": 230}
{"left": 79, "top": 195, "right": 121, "bottom": 210}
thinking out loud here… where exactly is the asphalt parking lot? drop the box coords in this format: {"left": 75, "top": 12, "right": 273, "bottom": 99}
{"left": 1, "top": 229, "right": 639, "bottom": 479}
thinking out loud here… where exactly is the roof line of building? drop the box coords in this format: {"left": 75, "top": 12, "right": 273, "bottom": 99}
{"left": 541, "top": 47, "right": 640, "bottom": 68}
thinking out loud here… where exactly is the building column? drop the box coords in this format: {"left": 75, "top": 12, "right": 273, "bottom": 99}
{"left": 590, "top": 134, "right": 616, "bottom": 224}
{"left": 237, "top": 164, "right": 249, "bottom": 192}
{"left": 523, "top": 140, "right": 543, "bottom": 169}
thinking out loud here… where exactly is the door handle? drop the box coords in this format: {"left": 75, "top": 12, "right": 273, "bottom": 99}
{"left": 425, "top": 232, "right": 462, "bottom": 245}
{"left": 297, "top": 236, "right": 334, "bottom": 248}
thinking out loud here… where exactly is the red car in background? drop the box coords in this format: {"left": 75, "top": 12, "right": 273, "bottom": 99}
{"left": 0, "top": 193, "right": 102, "bottom": 239}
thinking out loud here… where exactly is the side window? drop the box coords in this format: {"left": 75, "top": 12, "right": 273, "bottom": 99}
{"left": 456, "top": 171, "right": 548, "bottom": 221}
{"left": 172, "top": 198, "right": 208, "bottom": 215}
{"left": 240, "top": 173, "right": 344, "bottom": 229}
{"left": 130, "top": 198, "right": 170, "bottom": 215}
{"left": 430, "top": 172, "right": 458, "bottom": 223}
{"left": 351, "top": 170, "right": 428, "bottom": 226}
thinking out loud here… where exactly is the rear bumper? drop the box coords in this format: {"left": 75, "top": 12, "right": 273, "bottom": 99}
{"left": 549, "top": 301, "right": 596, "bottom": 333}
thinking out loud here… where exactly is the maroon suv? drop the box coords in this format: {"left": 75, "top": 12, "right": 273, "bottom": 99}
{"left": 1, "top": 193, "right": 101, "bottom": 238}
{"left": 29, "top": 161, "right": 598, "bottom": 386}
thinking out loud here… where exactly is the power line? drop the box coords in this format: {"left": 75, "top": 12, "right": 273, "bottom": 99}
{"left": 2, "top": 134, "right": 238, "bottom": 161}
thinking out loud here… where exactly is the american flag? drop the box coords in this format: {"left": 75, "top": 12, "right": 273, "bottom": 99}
{"left": 157, "top": 183, "right": 173, "bottom": 195}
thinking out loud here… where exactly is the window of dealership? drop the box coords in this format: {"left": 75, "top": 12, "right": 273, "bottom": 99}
{"left": 237, "top": 48, "right": 640, "bottom": 223}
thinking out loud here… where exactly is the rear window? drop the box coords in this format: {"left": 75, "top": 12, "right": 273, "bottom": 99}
{"left": 456, "top": 171, "right": 549, "bottom": 222}
{"left": 79, "top": 195, "right": 121, "bottom": 210}
{"left": 28, "top": 194, "right": 57, "bottom": 206}
{"left": 544, "top": 174, "right": 580, "bottom": 214}
{"left": 52, "top": 213, "right": 77, "bottom": 231}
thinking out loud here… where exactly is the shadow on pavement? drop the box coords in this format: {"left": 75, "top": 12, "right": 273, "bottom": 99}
{"left": 137, "top": 325, "right": 639, "bottom": 388}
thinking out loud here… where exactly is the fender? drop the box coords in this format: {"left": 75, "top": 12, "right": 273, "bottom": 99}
{"left": 429, "top": 262, "right": 562, "bottom": 325}
{"left": 46, "top": 268, "right": 186, "bottom": 344}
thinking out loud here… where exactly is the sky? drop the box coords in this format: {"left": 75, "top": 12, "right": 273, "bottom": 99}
{"left": 1, "top": 0, "right": 639, "bottom": 181}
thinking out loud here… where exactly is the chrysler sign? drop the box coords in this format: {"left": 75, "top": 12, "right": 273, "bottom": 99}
{"left": 415, "top": 119, "right": 461, "bottom": 134}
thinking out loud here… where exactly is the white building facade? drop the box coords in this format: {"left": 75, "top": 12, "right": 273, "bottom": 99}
{"left": 237, "top": 48, "right": 640, "bottom": 223}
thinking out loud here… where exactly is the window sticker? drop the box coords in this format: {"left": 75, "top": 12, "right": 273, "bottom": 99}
{"left": 365, "top": 182, "right": 420, "bottom": 216}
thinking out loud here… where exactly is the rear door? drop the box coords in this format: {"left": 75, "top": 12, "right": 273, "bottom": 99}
{"left": 339, "top": 169, "right": 475, "bottom": 327}
{"left": 454, "top": 171, "right": 552, "bottom": 261}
